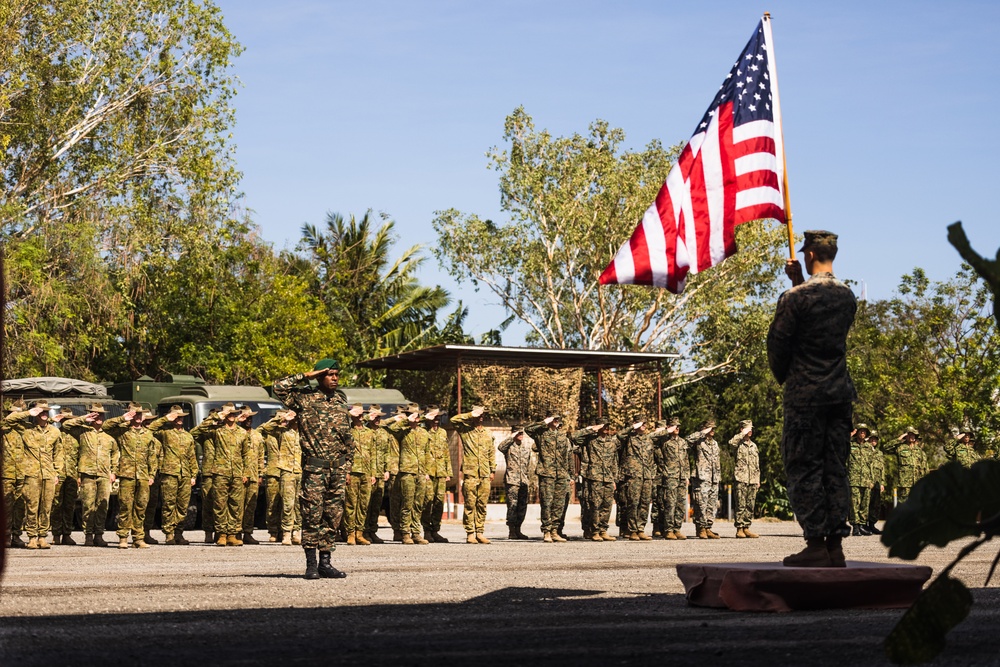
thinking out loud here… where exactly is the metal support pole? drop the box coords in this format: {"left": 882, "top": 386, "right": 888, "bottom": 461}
{"left": 596, "top": 367, "right": 603, "bottom": 419}
{"left": 656, "top": 361, "right": 663, "bottom": 420}
{"left": 455, "top": 354, "right": 463, "bottom": 505}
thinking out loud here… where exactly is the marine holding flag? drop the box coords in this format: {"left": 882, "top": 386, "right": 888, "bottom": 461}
{"left": 600, "top": 17, "right": 786, "bottom": 293}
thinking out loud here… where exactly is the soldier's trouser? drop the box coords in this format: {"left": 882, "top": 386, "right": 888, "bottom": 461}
{"left": 614, "top": 479, "right": 629, "bottom": 530}
{"left": 388, "top": 473, "right": 402, "bottom": 532}
{"left": 212, "top": 475, "right": 245, "bottom": 536}
{"left": 896, "top": 487, "right": 910, "bottom": 504}
{"left": 735, "top": 482, "right": 759, "bottom": 528}
{"left": 538, "top": 475, "right": 569, "bottom": 533}
{"left": 868, "top": 485, "right": 882, "bottom": 524}
{"left": 264, "top": 475, "right": 279, "bottom": 535}
{"left": 242, "top": 479, "right": 259, "bottom": 533}
{"left": 691, "top": 478, "right": 718, "bottom": 529}
{"left": 781, "top": 401, "right": 852, "bottom": 540}
{"left": 365, "top": 478, "right": 386, "bottom": 534}
{"left": 299, "top": 463, "right": 345, "bottom": 552}
{"left": 143, "top": 476, "right": 161, "bottom": 535}
{"left": 850, "top": 485, "right": 870, "bottom": 524}
{"left": 293, "top": 472, "right": 302, "bottom": 530}
{"left": 23, "top": 476, "right": 55, "bottom": 538}
{"left": 8, "top": 478, "right": 26, "bottom": 535}
{"left": 586, "top": 479, "right": 614, "bottom": 533}
{"left": 268, "top": 471, "right": 298, "bottom": 534}
{"left": 160, "top": 474, "right": 192, "bottom": 535}
{"left": 3, "top": 478, "right": 19, "bottom": 538}
{"left": 397, "top": 472, "right": 420, "bottom": 536}
{"left": 79, "top": 474, "right": 111, "bottom": 536}
{"left": 201, "top": 475, "right": 215, "bottom": 533}
{"left": 116, "top": 478, "right": 149, "bottom": 540}
{"left": 557, "top": 484, "right": 571, "bottom": 532}
{"left": 413, "top": 475, "right": 428, "bottom": 535}
{"left": 505, "top": 483, "right": 529, "bottom": 530}
{"left": 650, "top": 483, "right": 664, "bottom": 533}
{"left": 345, "top": 472, "right": 372, "bottom": 533}
{"left": 462, "top": 475, "right": 490, "bottom": 535}
{"left": 626, "top": 477, "right": 652, "bottom": 534}
{"left": 422, "top": 476, "right": 447, "bottom": 532}
{"left": 577, "top": 480, "right": 590, "bottom": 532}
{"left": 51, "top": 477, "right": 79, "bottom": 536}
{"left": 661, "top": 476, "right": 687, "bottom": 532}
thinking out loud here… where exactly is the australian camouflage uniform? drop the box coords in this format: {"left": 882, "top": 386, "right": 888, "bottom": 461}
{"left": 240, "top": 421, "right": 266, "bottom": 541}
{"left": 51, "top": 410, "right": 81, "bottom": 543}
{"left": 387, "top": 413, "right": 430, "bottom": 543}
{"left": 191, "top": 412, "right": 252, "bottom": 546}
{"left": 687, "top": 423, "right": 721, "bottom": 538}
{"left": 272, "top": 373, "right": 353, "bottom": 553}
{"left": 104, "top": 413, "right": 158, "bottom": 546}
{"left": 363, "top": 408, "right": 391, "bottom": 542}
{"left": 2, "top": 403, "right": 27, "bottom": 546}
{"left": 451, "top": 410, "right": 495, "bottom": 543}
{"left": 4, "top": 409, "right": 61, "bottom": 546}
{"left": 346, "top": 416, "right": 375, "bottom": 544}
{"left": 653, "top": 419, "right": 690, "bottom": 539}
{"left": 64, "top": 408, "right": 117, "bottom": 545}
{"left": 260, "top": 412, "right": 301, "bottom": 544}
{"left": 146, "top": 415, "right": 198, "bottom": 544}
{"left": 421, "top": 418, "right": 452, "bottom": 541}
{"left": 728, "top": 420, "right": 760, "bottom": 537}
{"left": 526, "top": 419, "right": 571, "bottom": 541}
{"left": 571, "top": 426, "right": 619, "bottom": 541}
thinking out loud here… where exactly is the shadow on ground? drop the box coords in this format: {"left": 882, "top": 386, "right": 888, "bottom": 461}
{"left": 3, "top": 586, "right": 999, "bottom": 665}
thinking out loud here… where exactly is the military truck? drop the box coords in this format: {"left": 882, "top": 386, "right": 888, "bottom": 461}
{"left": 1, "top": 376, "right": 131, "bottom": 418}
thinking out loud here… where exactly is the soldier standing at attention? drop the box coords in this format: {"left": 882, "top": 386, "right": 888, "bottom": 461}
{"left": 147, "top": 405, "right": 198, "bottom": 545}
{"left": 260, "top": 409, "right": 300, "bottom": 545}
{"left": 886, "top": 427, "right": 928, "bottom": 503}
{"left": 191, "top": 403, "right": 251, "bottom": 547}
{"left": 617, "top": 418, "right": 656, "bottom": 541}
{"left": 362, "top": 406, "right": 390, "bottom": 544}
{"left": 728, "top": 419, "right": 760, "bottom": 538}
{"left": 527, "top": 415, "right": 570, "bottom": 543}
{"left": 866, "top": 430, "right": 886, "bottom": 535}
{"left": 571, "top": 422, "right": 618, "bottom": 541}
{"left": 421, "top": 407, "right": 452, "bottom": 543}
{"left": 653, "top": 417, "right": 689, "bottom": 540}
{"left": 847, "top": 424, "right": 872, "bottom": 536}
{"left": 498, "top": 426, "right": 533, "bottom": 540}
{"left": 104, "top": 403, "right": 158, "bottom": 549}
{"left": 345, "top": 403, "right": 374, "bottom": 545}
{"left": 387, "top": 404, "right": 430, "bottom": 545}
{"left": 945, "top": 430, "right": 979, "bottom": 468}
{"left": 451, "top": 406, "right": 495, "bottom": 544}
{"left": 4, "top": 401, "right": 61, "bottom": 549}
{"left": 3, "top": 399, "right": 28, "bottom": 548}
{"left": 767, "top": 230, "right": 857, "bottom": 568}
{"left": 64, "top": 404, "right": 116, "bottom": 547}
{"left": 51, "top": 407, "right": 80, "bottom": 545}
{"left": 687, "top": 419, "right": 721, "bottom": 539}
{"left": 386, "top": 406, "right": 405, "bottom": 541}
{"left": 194, "top": 408, "right": 219, "bottom": 544}
{"left": 238, "top": 406, "right": 264, "bottom": 545}
{"left": 272, "top": 359, "right": 353, "bottom": 579}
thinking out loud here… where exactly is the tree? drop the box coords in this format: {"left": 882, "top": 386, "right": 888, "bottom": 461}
{"left": 433, "top": 107, "right": 790, "bottom": 393}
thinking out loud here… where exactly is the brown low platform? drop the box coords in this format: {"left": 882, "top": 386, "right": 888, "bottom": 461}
{"left": 676, "top": 561, "right": 932, "bottom": 612}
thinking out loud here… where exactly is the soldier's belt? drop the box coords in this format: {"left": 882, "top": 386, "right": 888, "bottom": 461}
{"left": 305, "top": 455, "right": 347, "bottom": 470}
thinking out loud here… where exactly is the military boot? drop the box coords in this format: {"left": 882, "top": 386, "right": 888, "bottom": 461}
{"left": 599, "top": 531, "right": 616, "bottom": 542}
{"left": 826, "top": 536, "right": 847, "bottom": 568}
{"left": 867, "top": 523, "right": 883, "bottom": 536}
{"left": 782, "top": 538, "right": 833, "bottom": 567}
{"left": 10, "top": 535, "right": 26, "bottom": 549}
{"left": 509, "top": 528, "right": 520, "bottom": 540}
{"left": 216, "top": 533, "right": 228, "bottom": 547}
{"left": 133, "top": 539, "right": 149, "bottom": 549}
{"left": 175, "top": 532, "right": 190, "bottom": 545}
{"left": 144, "top": 534, "right": 159, "bottom": 545}
{"left": 542, "top": 531, "right": 554, "bottom": 543}
{"left": 243, "top": 532, "right": 259, "bottom": 545}
{"left": 706, "top": 528, "right": 720, "bottom": 539}
{"left": 164, "top": 532, "right": 176, "bottom": 545}
{"left": 118, "top": 537, "right": 129, "bottom": 549}
{"left": 857, "top": 524, "right": 872, "bottom": 536}
{"left": 64, "top": 534, "right": 78, "bottom": 546}
{"left": 366, "top": 531, "right": 385, "bottom": 544}
{"left": 204, "top": 531, "right": 214, "bottom": 543}
{"left": 291, "top": 530, "right": 301, "bottom": 545}
{"left": 551, "top": 532, "right": 567, "bottom": 543}
{"left": 94, "top": 533, "right": 108, "bottom": 547}
{"left": 281, "top": 533, "right": 292, "bottom": 546}
{"left": 432, "top": 531, "right": 450, "bottom": 543}
{"left": 227, "top": 534, "right": 243, "bottom": 547}
{"left": 413, "top": 533, "right": 430, "bottom": 545}
{"left": 402, "top": 533, "right": 416, "bottom": 545}
{"left": 664, "top": 530, "right": 678, "bottom": 540}
{"left": 628, "top": 532, "right": 640, "bottom": 541}
{"left": 318, "top": 551, "right": 347, "bottom": 579}
{"left": 591, "top": 532, "right": 604, "bottom": 541}
{"left": 346, "top": 531, "right": 356, "bottom": 546}
{"left": 465, "top": 533, "right": 477, "bottom": 544}
{"left": 673, "top": 530, "right": 687, "bottom": 541}
{"left": 26, "top": 537, "right": 39, "bottom": 549}
{"left": 304, "top": 548, "right": 320, "bottom": 580}
{"left": 52, "top": 535, "right": 63, "bottom": 545}
{"left": 475, "top": 533, "right": 490, "bottom": 544}
{"left": 735, "top": 528, "right": 747, "bottom": 538}
{"left": 84, "top": 534, "right": 95, "bottom": 547}
{"left": 392, "top": 530, "right": 404, "bottom": 542}
{"left": 355, "top": 531, "right": 371, "bottom": 546}
{"left": 743, "top": 528, "right": 760, "bottom": 539}
{"left": 697, "top": 527, "right": 709, "bottom": 539}
{"left": 269, "top": 534, "right": 279, "bottom": 543}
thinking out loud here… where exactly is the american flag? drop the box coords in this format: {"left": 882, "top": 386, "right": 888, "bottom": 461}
{"left": 600, "top": 17, "right": 786, "bottom": 293}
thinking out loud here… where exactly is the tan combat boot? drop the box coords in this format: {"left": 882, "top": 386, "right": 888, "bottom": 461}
{"left": 638, "top": 532, "right": 652, "bottom": 541}
{"left": 133, "top": 539, "right": 149, "bottom": 549}
{"left": 118, "top": 537, "right": 129, "bottom": 549}
{"left": 26, "top": 537, "right": 39, "bottom": 549}
{"left": 228, "top": 534, "right": 243, "bottom": 547}
{"left": 551, "top": 532, "right": 567, "bottom": 543}
{"left": 707, "top": 528, "right": 720, "bottom": 539}
{"left": 783, "top": 538, "right": 833, "bottom": 567}
{"left": 216, "top": 533, "right": 228, "bottom": 547}
{"left": 664, "top": 530, "right": 678, "bottom": 540}
{"left": 599, "top": 531, "right": 616, "bottom": 542}
{"left": 475, "top": 533, "right": 490, "bottom": 544}
{"left": 542, "top": 531, "right": 554, "bottom": 543}
{"left": 347, "top": 531, "right": 356, "bottom": 546}
{"left": 744, "top": 528, "right": 760, "bottom": 538}
{"left": 38, "top": 537, "right": 51, "bottom": 549}
{"left": 628, "top": 532, "right": 640, "bottom": 541}
{"left": 291, "top": 530, "right": 301, "bottom": 545}
{"left": 735, "top": 528, "right": 747, "bottom": 538}
{"left": 465, "top": 533, "right": 477, "bottom": 544}
{"left": 674, "top": 530, "right": 687, "bottom": 541}
{"left": 269, "top": 534, "right": 279, "bottom": 543}
{"left": 281, "top": 533, "right": 292, "bottom": 546}
{"left": 355, "top": 531, "right": 371, "bottom": 546}
{"left": 413, "top": 533, "right": 430, "bottom": 545}
{"left": 591, "top": 532, "right": 604, "bottom": 541}
{"left": 402, "top": 533, "right": 416, "bottom": 545}
{"left": 697, "top": 527, "right": 709, "bottom": 539}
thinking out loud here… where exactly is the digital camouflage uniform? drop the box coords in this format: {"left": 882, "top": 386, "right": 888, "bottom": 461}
{"left": 64, "top": 415, "right": 117, "bottom": 540}
{"left": 260, "top": 415, "right": 301, "bottom": 539}
{"left": 498, "top": 432, "right": 534, "bottom": 535}
{"left": 51, "top": 424, "right": 80, "bottom": 541}
{"left": 104, "top": 415, "right": 158, "bottom": 543}
{"left": 364, "top": 416, "right": 392, "bottom": 539}
{"left": 617, "top": 424, "right": 656, "bottom": 536}
{"left": 767, "top": 270, "right": 857, "bottom": 540}
{"left": 526, "top": 421, "right": 571, "bottom": 536}
{"left": 885, "top": 437, "right": 928, "bottom": 503}
{"left": 2, "top": 415, "right": 26, "bottom": 544}
{"left": 345, "top": 421, "right": 374, "bottom": 537}
{"left": 272, "top": 373, "right": 353, "bottom": 552}
{"left": 4, "top": 411, "right": 61, "bottom": 542}
{"left": 385, "top": 416, "right": 403, "bottom": 537}
{"left": 653, "top": 426, "right": 690, "bottom": 535}
{"left": 571, "top": 427, "right": 619, "bottom": 538}
{"left": 867, "top": 439, "right": 886, "bottom": 525}
{"left": 191, "top": 415, "right": 251, "bottom": 541}
{"left": 728, "top": 427, "right": 760, "bottom": 531}
{"left": 847, "top": 436, "right": 871, "bottom": 525}
{"left": 945, "top": 436, "right": 979, "bottom": 468}
{"left": 687, "top": 427, "right": 720, "bottom": 532}
{"left": 422, "top": 422, "right": 452, "bottom": 536}
{"left": 147, "top": 416, "right": 198, "bottom": 540}
{"left": 451, "top": 411, "right": 496, "bottom": 538}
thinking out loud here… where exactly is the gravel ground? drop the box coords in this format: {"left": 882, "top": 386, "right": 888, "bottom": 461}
{"left": 1, "top": 518, "right": 999, "bottom": 666}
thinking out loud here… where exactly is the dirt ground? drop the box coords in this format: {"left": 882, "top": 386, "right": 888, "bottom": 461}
{"left": 2, "top": 518, "right": 999, "bottom": 666}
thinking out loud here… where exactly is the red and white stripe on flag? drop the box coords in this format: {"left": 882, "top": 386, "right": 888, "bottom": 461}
{"left": 600, "top": 18, "right": 786, "bottom": 294}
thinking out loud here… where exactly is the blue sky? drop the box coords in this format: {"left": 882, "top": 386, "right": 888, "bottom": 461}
{"left": 217, "top": 1, "right": 1000, "bottom": 343}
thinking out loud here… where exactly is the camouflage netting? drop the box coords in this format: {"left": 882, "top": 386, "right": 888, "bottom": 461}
{"left": 594, "top": 367, "right": 660, "bottom": 428}
{"left": 455, "top": 363, "right": 584, "bottom": 429}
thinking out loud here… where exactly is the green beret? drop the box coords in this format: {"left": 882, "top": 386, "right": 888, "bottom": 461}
{"left": 313, "top": 358, "right": 340, "bottom": 371}
{"left": 799, "top": 230, "right": 838, "bottom": 253}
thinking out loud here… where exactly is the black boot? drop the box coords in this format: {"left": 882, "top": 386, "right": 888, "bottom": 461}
{"left": 867, "top": 523, "right": 882, "bottom": 535}
{"left": 318, "top": 551, "right": 347, "bottom": 579}
{"left": 857, "top": 524, "right": 872, "bottom": 536}
{"left": 304, "top": 548, "right": 320, "bottom": 580}
{"left": 851, "top": 524, "right": 862, "bottom": 536}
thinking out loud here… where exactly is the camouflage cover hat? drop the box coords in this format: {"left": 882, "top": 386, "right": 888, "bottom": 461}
{"left": 701, "top": 418, "right": 716, "bottom": 430}
{"left": 855, "top": 423, "right": 870, "bottom": 434}
{"left": 667, "top": 416, "right": 681, "bottom": 427}
{"left": 799, "top": 230, "right": 838, "bottom": 253}
{"left": 220, "top": 402, "right": 237, "bottom": 413}
{"left": 32, "top": 400, "right": 50, "bottom": 411}
{"left": 87, "top": 402, "right": 106, "bottom": 414}
{"left": 904, "top": 426, "right": 919, "bottom": 437}
{"left": 653, "top": 419, "right": 667, "bottom": 429}
{"left": 869, "top": 429, "right": 879, "bottom": 439}
{"left": 313, "top": 358, "right": 340, "bottom": 371}
{"left": 404, "top": 402, "right": 421, "bottom": 415}
{"left": 739, "top": 419, "right": 753, "bottom": 430}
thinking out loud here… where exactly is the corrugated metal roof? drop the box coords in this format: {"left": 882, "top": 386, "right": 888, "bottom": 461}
{"left": 356, "top": 344, "right": 679, "bottom": 371}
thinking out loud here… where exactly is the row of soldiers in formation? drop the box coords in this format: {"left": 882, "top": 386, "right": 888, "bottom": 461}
{"left": 2, "top": 398, "right": 307, "bottom": 549}
{"left": 846, "top": 422, "right": 981, "bottom": 535}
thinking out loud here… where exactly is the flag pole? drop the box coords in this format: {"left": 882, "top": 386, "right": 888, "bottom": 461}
{"left": 762, "top": 12, "right": 795, "bottom": 260}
